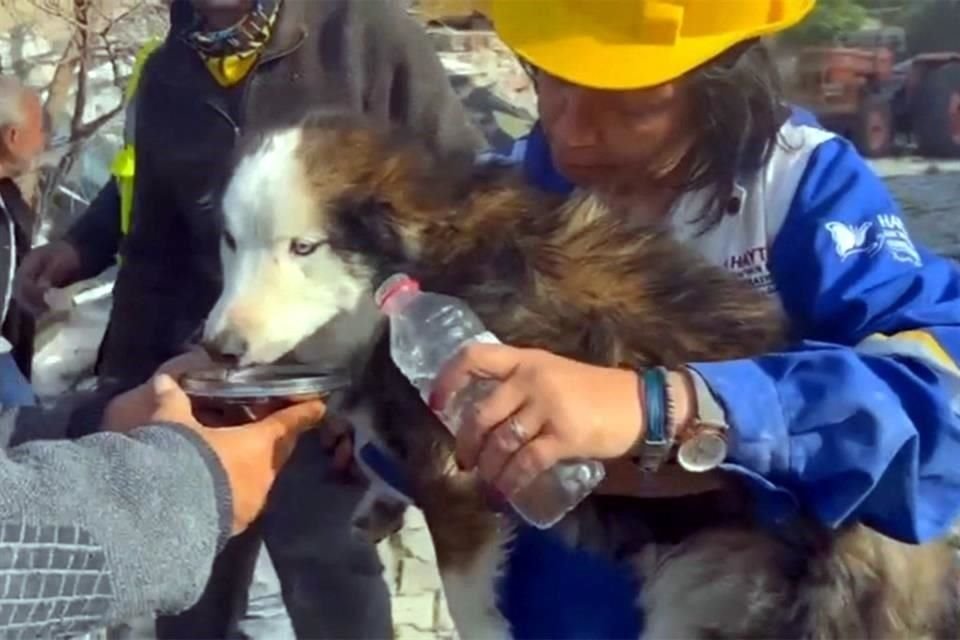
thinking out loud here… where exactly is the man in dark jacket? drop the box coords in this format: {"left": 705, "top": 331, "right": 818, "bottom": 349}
{"left": 19, "top": 0, "right": 481, "bottom": 385}
{"left": 0, "top": 181, "right": 37, "bottom": 394}
{"left": 15, "top": 0, "right": 482, "bottom": 637}
{"left": 0, "top": 76, "right": 43, "bottom": 405}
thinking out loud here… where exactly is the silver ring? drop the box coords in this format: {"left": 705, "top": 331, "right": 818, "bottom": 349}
{"left": 508, "top": 416, "right": 528, "bottom": 444}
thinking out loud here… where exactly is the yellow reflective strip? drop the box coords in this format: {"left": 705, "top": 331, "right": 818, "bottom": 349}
{"left": 119, "top": 177, "right": 134, "bottom": 236}
{"left": 111, "top": 145, "right": 135, "bottom": 237}
{"left": 112, "top": 38, "right": 160, "bottom": 253}
{"left": 860, "top": 330, "right": 960, "bottom": 375}
{"left": 125, "top": 38, "right": 162, "bottom": 103}
{"left": 858, "top": 330, "right": 960, "bottom": 415}
{"left": 110, "top": 146, "right": 135, "bottom": 178}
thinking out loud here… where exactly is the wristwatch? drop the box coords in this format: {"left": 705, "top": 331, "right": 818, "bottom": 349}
{"left": 674, "top": 369, "right": 729, "bottom": 473}
{"left": 631, "top": 367, "right": 729, "bottom": 473}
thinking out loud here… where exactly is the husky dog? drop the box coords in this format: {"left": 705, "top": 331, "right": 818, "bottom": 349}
{"left": 203, "top": 112, "right": 960, "bottom": 639}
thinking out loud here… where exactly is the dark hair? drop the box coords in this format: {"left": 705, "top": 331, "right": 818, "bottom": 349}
{"left": 680, "top": 39, "right": 790, "bottom": 230}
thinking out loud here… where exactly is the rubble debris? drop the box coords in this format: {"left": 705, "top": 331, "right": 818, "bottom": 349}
{"left": 409, "top": 0, "right": 491, "bottom": 29}
{"left": 429, "top": 26, "right": 537, "bottom": 152}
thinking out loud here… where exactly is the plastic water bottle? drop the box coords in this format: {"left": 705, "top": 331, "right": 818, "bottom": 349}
{"left": 374, "top": 272, "right": 606, "bottom": 529}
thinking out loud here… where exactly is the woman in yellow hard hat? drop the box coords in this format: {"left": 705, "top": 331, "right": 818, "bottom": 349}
{"left": 430, "top": 1, "right": 960, "bottom": 637}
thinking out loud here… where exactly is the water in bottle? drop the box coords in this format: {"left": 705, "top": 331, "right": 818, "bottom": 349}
{"left": 374, "top": 272, "right": 606, "bottom": 528}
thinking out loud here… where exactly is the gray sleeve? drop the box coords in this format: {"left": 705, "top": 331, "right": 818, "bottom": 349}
{"left": 357, "top": 0, "right": 486, "bottom": 160}
{"left": 0, "top": 408, "right": 231, "bottom": 638}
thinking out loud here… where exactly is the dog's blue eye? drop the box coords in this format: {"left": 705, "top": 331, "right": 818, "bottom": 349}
{"left": 290, "top": 239, "right": 322, "bottom": 257}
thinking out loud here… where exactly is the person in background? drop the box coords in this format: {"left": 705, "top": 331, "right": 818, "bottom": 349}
{"left": 0, "top": 76, "right": 43, "bottom": 406}
{"left": 427, "top": 0, "right": 960, "bottom": 636}
{"left": 14, "top": 0, "right": 483, "bottom": 638}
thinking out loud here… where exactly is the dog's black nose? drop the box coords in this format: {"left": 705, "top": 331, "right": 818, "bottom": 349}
{"left": 203, "top": 332, "right": 248, "bottom": 365}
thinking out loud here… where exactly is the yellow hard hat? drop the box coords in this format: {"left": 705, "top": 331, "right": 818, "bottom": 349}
{"left": 491, "top": 0, "right": 815, "bottom": 90}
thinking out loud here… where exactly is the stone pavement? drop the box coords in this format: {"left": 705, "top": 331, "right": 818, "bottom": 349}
{"left": 377, "top": 508, "right": 458, "bottom": 640}
{"left": 876, "top": 166, "right": 960, "bottom": 260}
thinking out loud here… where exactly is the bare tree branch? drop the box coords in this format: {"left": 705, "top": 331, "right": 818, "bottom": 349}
{"left": 68, "top": 0, "right": 90, "bottom": 137}
{"left": 72, "top": 103, "right": 124, "bottom": 140}
{"left": 20, "top": 0, "right": 155, "bottom": 41}
{"left": 44, "top": 35, "right": 78, "bottom": 116}
{"left": 9, "top": 0, "right": 169, "bottom": 239}
{"left": 21, "top": 0, "right": 95, "bottom": 33}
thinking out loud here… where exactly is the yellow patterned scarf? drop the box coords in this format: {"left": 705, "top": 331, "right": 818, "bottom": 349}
{"left": 184, "top": 0, "right": 281, "bottom": 87}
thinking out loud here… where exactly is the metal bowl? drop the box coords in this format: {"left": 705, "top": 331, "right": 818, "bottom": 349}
{"left": 180, "top": 364, "right": 351, "bottom": 404}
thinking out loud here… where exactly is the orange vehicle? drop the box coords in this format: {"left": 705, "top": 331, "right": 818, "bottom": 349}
{"left": 786, "top": 27, "right": 960, "bottom": 158}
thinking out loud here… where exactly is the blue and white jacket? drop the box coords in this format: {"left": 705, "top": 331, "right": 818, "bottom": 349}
{"left": 490, "top": 113, "right": 960, "bottom": 638}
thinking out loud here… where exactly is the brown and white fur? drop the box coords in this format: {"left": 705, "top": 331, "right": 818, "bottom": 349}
{"left": 203, "top": 112, "right": 960, "bottom": 639}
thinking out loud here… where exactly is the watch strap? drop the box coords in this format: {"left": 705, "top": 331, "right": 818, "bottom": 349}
{"left": 687, "top": 369, "right": 728, "bottom": 431}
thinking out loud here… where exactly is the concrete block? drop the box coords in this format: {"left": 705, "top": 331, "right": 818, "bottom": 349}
{"left": 403, "top": 507, "right": 430, "bottom": 531}
{"left": 394, "top": 625, "right": 438, "bottom": 640}
{"left": 398, "top": 557, "right": 444, "bottom": 595}
{"left": 377, "top": 539, "right": 401, "bottom": 593}
{"left": 397, "top": 526, "right": 437, "bottom": 563}
{"left": 392, "top": 593, "right": 436, "bottom": 629}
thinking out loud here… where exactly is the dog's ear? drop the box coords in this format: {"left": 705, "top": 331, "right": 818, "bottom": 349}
{"left": 328, "top": 193, "right": 409, "bottom": 264}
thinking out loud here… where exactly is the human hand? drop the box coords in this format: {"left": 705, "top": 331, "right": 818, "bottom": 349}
{"left": 103, "top": 350, "right": 215, "bottom": 431}
{"left": 13, "top": 240, "right": 83, "bottom": 316}
{"left": 429, "top": 344, "right": 645, "bottom": 498}
{"left": 206, "top": 398, "right": 361, "bottom": 482}
{"left": 106, "top": 368, "right": 325, "bottom": 534}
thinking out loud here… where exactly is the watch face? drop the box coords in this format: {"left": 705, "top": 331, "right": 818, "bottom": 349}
{"left": 677, "top": 432, "right": 727, "bottom": 472}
